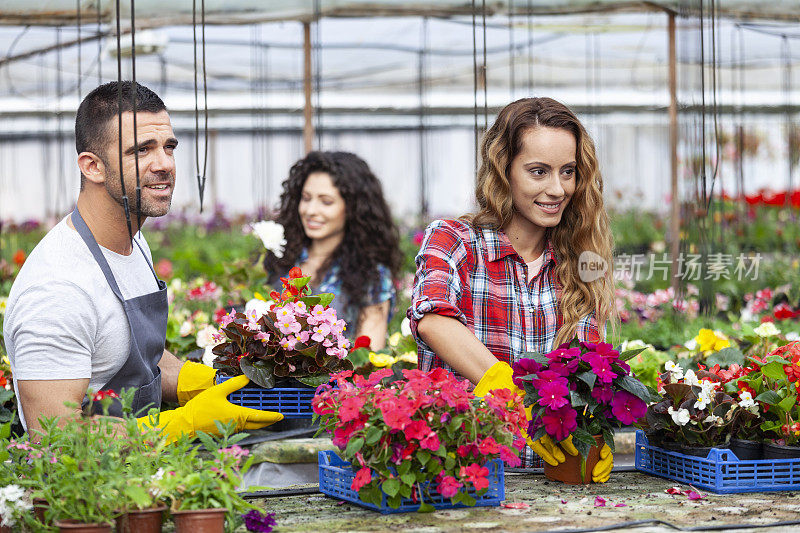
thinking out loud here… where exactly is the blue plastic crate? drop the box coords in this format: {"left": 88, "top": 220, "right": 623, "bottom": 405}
{"left": 635, "top": 430, "right": 800, "bottom": 493}
{"left": 216, "top": 375, "right": 316, "bottom": 419}
{"left": 318, "top": 450, "right": 505, "bottom": 513}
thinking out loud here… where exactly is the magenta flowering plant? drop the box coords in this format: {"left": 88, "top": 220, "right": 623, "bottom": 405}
{"left": 512, "top": 339, "right": 656, "bottom": 461}
{"left": 212, "top": 268, "right": 353, "bottom": 388}
{"left": 313, "top": 368, "right": 527, "bottom": 511}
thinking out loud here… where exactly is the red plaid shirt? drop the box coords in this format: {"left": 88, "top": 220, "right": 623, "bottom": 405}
{"left": 408, "top": 219, "right": 600, "bottom": 376}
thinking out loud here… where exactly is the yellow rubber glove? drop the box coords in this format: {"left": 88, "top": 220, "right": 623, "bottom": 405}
{"left": 138, "top": 374, "right": 283, "bottom": 443}
{"left": 177, "top": 361, "right": 217, "bottom": 406}
{"left": 474, "top": 361, "right": 614, "bottom": 480}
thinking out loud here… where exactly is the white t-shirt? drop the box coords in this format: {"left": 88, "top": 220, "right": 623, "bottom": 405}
{"left": 3, "top": 216, "right": 159, "bottom": 429}
{"left": 526, "top": 253, "right": 544, "bottom": 283}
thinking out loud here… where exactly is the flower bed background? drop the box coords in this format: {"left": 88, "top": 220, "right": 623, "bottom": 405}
{"left": 3, "top": 200, "right": 800, "bottom": 424}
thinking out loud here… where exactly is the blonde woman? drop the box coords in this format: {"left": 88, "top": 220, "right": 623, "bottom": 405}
{"left": 408, "top": 97, "right": 615, "bottom": 479}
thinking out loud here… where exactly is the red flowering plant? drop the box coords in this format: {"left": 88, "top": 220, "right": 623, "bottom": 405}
{"left": 312, "top": 368, "right": 527, "bottom": 511}
{"left": 512, "top": 339, "right": 656, "bottom": 463}
{"left": 212, "top": 267, "right": 353, "bottom": 388}
{"left": 732, "top": 341, "right": 800, "bottom": 445}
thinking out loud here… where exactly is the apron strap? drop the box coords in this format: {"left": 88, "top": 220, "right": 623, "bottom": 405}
{"left": 70, "top": 207, "right": 160, "bottom": 299}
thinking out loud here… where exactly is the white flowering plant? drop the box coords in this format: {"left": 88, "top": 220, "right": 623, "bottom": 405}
{"left": 0, "top": 484, "right": 32, "bottom": 529}
{"left": 642, "top": 362, "right": 736, "bottom": 448}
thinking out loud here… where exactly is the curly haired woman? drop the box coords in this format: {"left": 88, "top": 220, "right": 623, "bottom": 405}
{"left": 264, "top": 151, "right": 401, "bottom": 350}
{"left": 408, "top": 97, "right": 615, "bottom": 479}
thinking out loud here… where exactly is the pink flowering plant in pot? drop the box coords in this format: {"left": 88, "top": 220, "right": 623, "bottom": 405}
{"left": 212, "top": 267, "right": 353, "bottom": 388}
{"left": 313, "top": 368, "right": 527, "bottom": 511}
{"left": 512, "top": 339, "right": 656, "bottom": 470}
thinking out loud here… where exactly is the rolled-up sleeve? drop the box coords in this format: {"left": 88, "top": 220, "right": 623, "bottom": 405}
{"left": 408, "top": 220, "right": 470, "bottom": 363}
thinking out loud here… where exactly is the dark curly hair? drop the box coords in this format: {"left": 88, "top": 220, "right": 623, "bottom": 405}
{"left": 264, "top": 151, "right": 401, "bottom": 315}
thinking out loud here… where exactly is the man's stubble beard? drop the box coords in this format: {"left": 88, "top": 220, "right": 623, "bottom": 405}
{"left": 103, "top": 165, "right": 174, "bottom": 218}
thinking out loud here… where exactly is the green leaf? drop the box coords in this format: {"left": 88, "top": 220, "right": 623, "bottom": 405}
{"left": 577, "top": 371, "right": 597, "bottom": 389}
{"left": 382, "top": 478, "right": 401, "bottom": 498}
{"left": 296, "top": 374, "right": 331, "bottom": 388}
{"left": 705, "top": 347, "right": 745, "bottom": 369}
{"left": 346, "top": 347, "right": 371, "bottom": 368}
{"left": 519, "top": 352, "right": 549, "bottom": 366}
{"left": 619, "top": 347, "right": 647, "bottom": 362}
{"left": 399, "top": 484, "right": 412, "bottom": 498}
{"left": 418, "top": 502, "right": 435, "bottom": 513}
{"left": 318, "top": 293, "right": 336, "bottom": 307}
{"left": 240, "top": 358, "right": 276, "bottom": 388}
{"left": 570, "top": 390, "right": 588, "bottom": 407}
{"left": 366, "top": 426, "right": 383, "bottom": 446}
{"left": 602, "top": 428, "right": 615, "bottom": 453}
{"left": 779, "top": 395, "right": 797, "bottom": 413}
{"left": 345, "top": 437, "right": 365, "bottom": 456}
{"left": 444, "top": 457, "right": 456, "bottom": 470}
{"left": 401, "top": 473, "right": 416, "bottom": 486}
{"left": 616, "top": 374, "right": 657, "bottom": 402}
{"left": 460, "top": 493, "right": 477, "bottom": 507}
{"left": 387, "top": 494, "right": 402, "bottom": 509}
{"left": 290, "top": 276, "right": 311, "bottom": 288}
{"left": 762, "top": 362, "right": 788, "bottom": 381}
{"left": 755, "top": 390, "right": 782, "bottom": 406}
{"left": 416, "top": 450, "right": 431, "bottom": 465}
{"left": 124, "top": 485, "right": 153, "bottom": 509}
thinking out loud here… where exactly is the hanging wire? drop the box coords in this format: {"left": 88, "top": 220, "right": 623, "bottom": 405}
{"left": 130, "top": 0, "right": 142, "bottom": 233}
{"left": 418, "top": 17, "right": 428, "bottom": 217}
{"left": 783, "top": 35, "right": 795, "bottom": 207}
{"left": 508, "top": 0, "right": 514, "bottom": 101}
{"left": 527, "top": 0, "right": 533, "bottom": 94}
{"left": 482, "top": 0, "right": 488, "bottom": 131}
{"left": 76, "top": 0, "right": 82, "bottom": 98}
{"left": 472, "top": 0, "right": 479, "bottom": 168}
{"left": 55, "top": 27, "right": 67, "bottom": 216}
{"left": 96, "top": 0, "right": 102, "bottom": 83}
{"left": 313, "top": 0, "right": 323, "bottom": 149}
{"left": 115, "top": 0, "right": 134, "bottom": 242}
{"left": 192, "top": 0, "right": 209, "bottom": 212}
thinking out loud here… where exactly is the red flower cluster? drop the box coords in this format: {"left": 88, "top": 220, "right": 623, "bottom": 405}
{"left": 739, "top": 189, "right": 800, "bottom": 208}
{"left": 270, "top": 267, "right": 308, "bottom": 304}
{"left": 313, "top": 368, "right": 526, "bottom": 506}
{"left": 92, "top": 390, "right": 119, "bottom": 402}
{"left": 186, "top": 281, "right": 222, "bottom": 302}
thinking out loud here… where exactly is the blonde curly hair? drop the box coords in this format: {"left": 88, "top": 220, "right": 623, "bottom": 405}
{"left": 466, "top": 97, "right": 614, "bottom": 346}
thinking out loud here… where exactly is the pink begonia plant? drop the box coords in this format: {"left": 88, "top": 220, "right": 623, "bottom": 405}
{"left": 313, "top": 368, "right": 527, "bottom": 511}
{"left": 212, "top": 268, "right": 353, "bottom": 388}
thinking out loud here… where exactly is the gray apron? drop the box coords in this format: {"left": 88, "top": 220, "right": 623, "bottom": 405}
{"left": 71, "top": 208, "right": 165, "bottom": 418}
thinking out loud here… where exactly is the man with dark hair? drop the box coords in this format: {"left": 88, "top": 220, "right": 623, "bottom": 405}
{"left": 4, "top": 81, "right": 282, "bottom": 439}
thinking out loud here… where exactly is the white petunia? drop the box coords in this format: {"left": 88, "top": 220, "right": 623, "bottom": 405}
{"left": 683, "top": 369, "right": 700, "bottom": 387}
{"left": 684, "top": 338, "right": 698, "bottom": 351}
{"left": 196, "top": 324, "right": 222, "bottom": 349}
{"left": 668, "top": 406, "right": 691, "bottom": 426}
{"left": 754, "top": 322, "right": 781, "bottom": 338}
{"left": 245, "top": 298, "right": 272, "bottom": 319}
{"left": 664, "top": 361, "right": 684, "bottom": 380}
{"left": 400, "top": 316, "right": 412, "bottom": 337}
{"left": 250, "top": 220, "right": 287, "bottom": 259}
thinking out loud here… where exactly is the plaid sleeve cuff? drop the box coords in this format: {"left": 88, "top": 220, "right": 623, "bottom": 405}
{"left": 576, "top": 312, "right": 602, "bottom": 343}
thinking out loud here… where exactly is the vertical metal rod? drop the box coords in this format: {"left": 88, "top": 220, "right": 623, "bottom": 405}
{"left": 418, "top": 17, "right": 428, "bottom": 218}
{"left": 116, "top": 0, "right": 133, "bottom": 243}
{"left": 303, "top": 21, "right": 314, "bottom": 154}
{"left": 668, "top": 12, "right": 680, "bottom": 295}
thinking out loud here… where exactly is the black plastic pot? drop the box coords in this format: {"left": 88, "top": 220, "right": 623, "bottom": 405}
{"left": 679, "top": 444, "right": 729, "bottom": 458}
{"left": 730, "top": 439, "right": 763, "bottom": 461}
{"left": 763, "top": 441, "right": 800, "bottom": 460}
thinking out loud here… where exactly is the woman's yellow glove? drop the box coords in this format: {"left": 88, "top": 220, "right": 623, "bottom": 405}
{"left": 176, "top": 361, "right": 217, "bottom": 406}
{"left": 138, "top": 374, "right": 283, "bottom": 443}
{"left": 474, "top": 361, "right": 613, "bottom": 481}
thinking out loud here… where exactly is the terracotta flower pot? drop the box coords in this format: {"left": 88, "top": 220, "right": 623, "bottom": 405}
{"left": 1, "top": 525, "right": 10, "bottom": 533}
{"left": 53, "top": 520, "right": 113, "bottom": 533}
{"left": 543, "top": 435, "right": 604, "bottom": 484}
{"left": 172, "top": 507, "right": 227, "bottom": 533}
{"left": 33, "top": 497, "right": 49, "bottom": 523}
{"left": 115, "top": 505, "right": 166, "bottom": 533}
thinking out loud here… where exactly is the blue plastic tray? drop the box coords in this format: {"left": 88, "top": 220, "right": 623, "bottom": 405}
{"left": 635, "top": 430, "right": 800, "bottom": 493}
{"left": 216, "top": 375, "right": 316, "bottom": 419}
{"left": 318, "top": 450, "right": 504, "bottom": 513}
